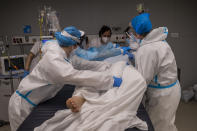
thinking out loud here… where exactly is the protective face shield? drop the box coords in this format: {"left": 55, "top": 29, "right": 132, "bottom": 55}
{"left": 124, "top": 27, "right": 138, "bottom": 42}
{"left": 101, "top": 37, "right": 110, "bottom": 44}
{"left": 124, "top": 26, "right": 141, "bottom": 50}
{"left": 126, "top": 32, "right": 137, "bottom": 42}
{"left": 55, "top": 26, "right": 85, "bottom": 46}
{"left": 77, "top": 35, "right": 87, "bottom": 49}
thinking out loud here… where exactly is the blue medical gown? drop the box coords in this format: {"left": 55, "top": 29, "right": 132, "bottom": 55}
{"left": 75, "top": 42, "right": 122, "bottom": 61}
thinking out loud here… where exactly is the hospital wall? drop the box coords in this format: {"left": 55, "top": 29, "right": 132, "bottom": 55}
{"left": 0, "top": 0, "right": 196, "bottom": 89}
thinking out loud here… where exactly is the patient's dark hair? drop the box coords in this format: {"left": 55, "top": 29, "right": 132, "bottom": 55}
{"left": 99, "top": 25, "right": 112, "bottom": 37}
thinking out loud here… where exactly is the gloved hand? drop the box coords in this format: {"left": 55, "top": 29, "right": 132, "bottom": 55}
{"left": 120, "top": 46, "right": 131, "bottom": 55}
{"left": 113, "top": 76, "right": 122, "bottom": 87}
{"left": 124, "top": 51, "right": 134, "bottom": 60}
{"left": 22, "top": 70, "right": 29, "bottom": 79}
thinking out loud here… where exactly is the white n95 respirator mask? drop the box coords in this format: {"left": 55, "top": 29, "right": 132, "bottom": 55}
{"left": 101, "top": 37, "right": 110, "bottom": 44}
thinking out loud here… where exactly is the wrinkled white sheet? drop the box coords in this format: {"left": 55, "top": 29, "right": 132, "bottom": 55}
{"left": 35, "top": 61, "right": 147, "bottom": 131}
{"left": 104, "top": 54, "right": 129, "bottom": 64}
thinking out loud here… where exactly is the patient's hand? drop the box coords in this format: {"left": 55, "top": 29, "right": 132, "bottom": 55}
{"left": 66, "top": 96, "right": 85, "bottom": 113}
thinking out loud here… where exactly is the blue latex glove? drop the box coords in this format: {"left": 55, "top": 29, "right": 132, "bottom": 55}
{"left": 121, "top": 46, "right": 131, "bottom": 55}
{"left": 124, "top": 51, "right": 134, "bottom": 60}
{"left": 113, "top": 76, "right": 122, "bottom": 87}
{"left": 22, "top": 70, "right": 29, "bottom": 79}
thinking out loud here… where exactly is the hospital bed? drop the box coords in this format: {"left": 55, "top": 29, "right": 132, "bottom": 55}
{"left": 17, "top": 85, "right": 154, "bottom": 131}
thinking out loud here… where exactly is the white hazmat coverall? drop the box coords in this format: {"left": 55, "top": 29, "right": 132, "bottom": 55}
{"left": 135, "top": 27, "right": 181, "bottom": 131}
{"left": 8, "top": 40, "right": 115, "bottom": 131}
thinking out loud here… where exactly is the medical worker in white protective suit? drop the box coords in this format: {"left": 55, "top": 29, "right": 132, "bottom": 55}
{"left": 88, "top": 25, "right": 112, "bottom": 48}
{"left": 74, "top": 25, "right": 133, "bottom": 63}
{"left": 8, "top": 26, "right": 123, "bottom": 131}
{"left": 129, "top": 13, "right": 181, "bottom": 131}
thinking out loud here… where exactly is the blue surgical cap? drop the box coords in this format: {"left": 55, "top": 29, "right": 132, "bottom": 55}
{"left": 55, "top": 26, "right": 82, "bottom": 46}
{"left": 131, "top": 13, "right": 152, "bottom": 35}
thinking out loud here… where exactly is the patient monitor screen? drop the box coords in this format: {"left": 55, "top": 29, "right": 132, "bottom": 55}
{"left": 4, "top": 57, "right": 25, "bottom": 71}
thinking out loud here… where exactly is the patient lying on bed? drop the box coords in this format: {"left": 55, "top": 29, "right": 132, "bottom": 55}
{"left": 66, "top": 54, "right": 139, "bottom": 114}
{"left": 34, "top": 54, "right": 148, "bottom": 131}
{"left": 67, "top": 45, "right": 134, "bottom": 113}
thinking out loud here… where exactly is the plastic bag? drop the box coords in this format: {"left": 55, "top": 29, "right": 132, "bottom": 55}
{"left": 181, "top": 89, "right": 194, "bottom": 102}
